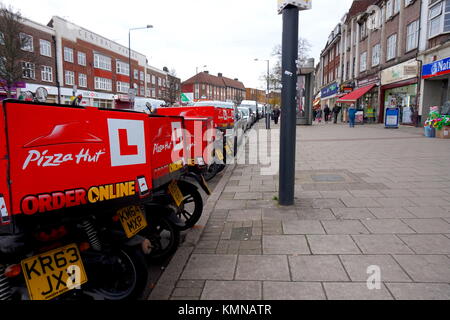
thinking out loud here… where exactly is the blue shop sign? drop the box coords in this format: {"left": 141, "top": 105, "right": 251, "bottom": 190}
{"left": 422, "top": 57, "right": 450, "bottom": 79}
{"left": 321, "top": 82, "right": 339, "bottom": 98}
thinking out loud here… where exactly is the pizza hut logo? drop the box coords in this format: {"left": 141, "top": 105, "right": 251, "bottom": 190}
{"left": 0, "top": 195, "right": 10, "bottom": 224}
{"left": 108, "top": 119, "right": 146, "bottom": 167}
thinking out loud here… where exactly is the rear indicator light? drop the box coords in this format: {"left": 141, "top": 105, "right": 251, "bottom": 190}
{"left": 5, "top": 264, "right": 22, "bottom": 278}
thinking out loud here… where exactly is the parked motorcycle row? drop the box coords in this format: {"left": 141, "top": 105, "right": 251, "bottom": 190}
{"left": 0, "top": 98, "right": 262, "bottom": 300}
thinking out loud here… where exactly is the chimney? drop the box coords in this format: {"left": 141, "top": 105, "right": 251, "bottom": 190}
{"left": 218, "top": 73, "right": 223, "bottom": 77}
{"left": 234, "top": 78, "right": 238, "bottom": 81}
{"left": 204, "top": 71, "right": 209, "bottom": 74}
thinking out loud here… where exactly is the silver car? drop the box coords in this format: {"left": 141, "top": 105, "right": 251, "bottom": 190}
{"left": 238, "top": 107, "right": 252, "bottom": 131}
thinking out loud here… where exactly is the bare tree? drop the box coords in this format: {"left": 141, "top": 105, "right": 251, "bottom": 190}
{"left": 166, "top": 68, "right": 180, "bottom": 106}
{"left": 261, "top": 38, "right": 312, "bottom": 91}
{"left": 0, "top": 5, "right": 40, "bottom": 97}
{"left": 233, "top": 91, "right": 244, "bottom": 107}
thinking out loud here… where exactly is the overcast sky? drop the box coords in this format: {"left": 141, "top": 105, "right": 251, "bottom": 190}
{"left": 5, "top": 0, "right": 353, "bottom": 89}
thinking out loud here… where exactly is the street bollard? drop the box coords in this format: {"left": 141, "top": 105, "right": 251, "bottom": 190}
{"left": 266, "top": 113, "right": 271, "bottom": 130}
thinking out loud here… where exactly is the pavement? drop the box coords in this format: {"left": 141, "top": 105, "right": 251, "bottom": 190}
{"left": 149, "top": 120, "right": 450, "bottom": 301}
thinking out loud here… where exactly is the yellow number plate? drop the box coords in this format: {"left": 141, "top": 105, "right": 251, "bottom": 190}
{"left": 21, "top": 244, "right": 88, "bottom": 301}
{"left": 168, "top": 181, "right": 184, "bottom": 207}
{"left": 216, "top": 149, "right": 224, "bottom": 161}
{"left": 169, "top": 160, "right": 184, "bottom": 173}
{"left": 188, "top": 159, "right": 196, "bottom": 166}
{"left": 117, "top": 205, "right": 148, "bottom": 238}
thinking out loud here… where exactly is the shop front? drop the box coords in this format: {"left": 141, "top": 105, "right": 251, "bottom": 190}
{"left": 320, "top": 82, "right": 339, "bottom": 109}
{"left": 380, "top": 59, "right": 420, "bottom": 125}
{"left": 420, "top": 55, "right": 450, "bottom": 122}
{"left": 355, "top": 75, "right": 380, "bottom": 123}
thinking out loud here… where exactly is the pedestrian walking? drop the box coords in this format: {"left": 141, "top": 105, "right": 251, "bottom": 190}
{"left": 316, "top": 108, "right": 323, "bottom": 124}
{"left": 332, "top": 105, "right": 340, "bottom": 124}
{"left": 273, "top": 107, "right": 281, "bottom": 125}
{"left": 348, "top": 104, "right": 357, "bottom": 128}
{"left": 324, "top": 105, "right": 331, "bottom": 123}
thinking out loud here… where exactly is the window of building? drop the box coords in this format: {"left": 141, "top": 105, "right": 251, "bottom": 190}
{"left": 360, "top": 52, "right": 367, "bottom": 72}
{"left": 134, "top": 69, "right": 139, "bottom": 79}
{"left": 158, "top": 77, "right": 162, "bottom": 86}
{"left": 152, "top": 75, "right": 156, "bottom": 84}
{"left": 94, "top": 77, "right": 112, "bottom": 91}
{"left": 65, "top": 71, "right": 75, "bottom": 85}
{"left": 387, "top": 33, "right": 397, "bottom": 61}
{"left": 405, "top": 0, "right": 415, "bottom": 6}
{"left": 79, "top": 74, "right": 87, "bottom": 88}
{"left": 78, "top": 52, "right": 86, "bottom": 66}
{"left": 429, "top": 2, "right": 443, "bottom": 38}
{"left": 151, "top": 88, "right": 156, "bottom": 98}
{"left": 64, "top": 47, "right": 74, "bottom": 63}
{"left": 372, "top": 43, "right": 381, "bottom": 66}
{"left": 360, "top": 21, "right": 367, "bottom": 40}
{"left": 94, "top": 53, "right": 112, "bottom": 71}
{"left": 0, "top": 32, "right": 4, "bottom": 45}
{"left": 406, "top": 20, "right": 420, "bottom": 51}
{"left": 40, "top": 40, "right": 51, "bottom": 57}
{"left": 116, "top": 81, "right": 130, "bottom": 93}
{"left": 386, "top": 0, "right": 394, "bottom": 19}
{"left": 146, "top": 74, "right": 150, "bottom": 83}
{"left": 140, "top": 71, "right": 144, "bottom": 81}
{"left": 394, "top": 0, "right": 401, "bottom": 14}
{"left": 20, "top": 33, "right": 33, "bottom": 52}
{"left": 41, "top": 66, "right": 53, "bottom": 82}
{"left": 116, "top": 61, "right": 130, "bottom": 76}
{"left": 22, "top": 62, "right": 35, "bottom": 79}
{"left": 145, "top": 88, "right": 150, "bottom": 97}
{"left": 140, "top": 86, "right": 145, "bottom": 96}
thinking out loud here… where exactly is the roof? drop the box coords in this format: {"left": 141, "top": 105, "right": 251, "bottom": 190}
{"left": 182, "top": 72, "right": 246, "bottom": 90}
{"left": 346, "top": 0, "right": 379, "bottom": 22}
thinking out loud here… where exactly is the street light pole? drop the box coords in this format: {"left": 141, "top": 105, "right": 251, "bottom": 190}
{"left": 128, "top": 25, "right": 153, "bottom": 88}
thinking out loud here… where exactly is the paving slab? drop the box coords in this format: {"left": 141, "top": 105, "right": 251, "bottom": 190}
{"left": 403, "top": 218, "right": 450, "bottom": 234}
{"left": 307, "top": 235, "right": 361, "bottom": 254}
{"left": 235, "top": 255, "right": 291, "bottom": 281}
{"left": 297, "top": 209, "right": 337, "bottom": 220}
{"left": 313, "top": 198, "right": 346, "bottom": 209}
{"left": 352, "top": 235, "right": 414, "bottom": 254}
{"left": 263, "top": 282, "right": 326, "bottom": 300}
{"left": 323, "top": 283, "right": 393, "bottom": 300}
{"left": 341, "top": 197, "right": 382, "bottom": 208}
{"left": 405, "top": 207, "right": 450, "bottom": 218}
{"left": 361, "top": 219, "right": 416, "bottom": 234}
{"left": 332, "top": 208, "right": 376, "bottom": 220}
{"left": 216, "top": 200, "right": 248, "bottom": 210}
{"left": 322, "top": 220, "right": 370, "bottom": 235}
{"left": 386, "top": 283, "right": 450, "bottom": 300}
{"left": 374, "top": 197, "right": 415, "bottom": 208}
{"left": 408, "top": 197, "right": 450, "bottom": 207}
{"left": 262, "top": 235, "right": 310, "bottom": 255}
{"left": 393, "top": 255, "right": 450, "bottom": 283}
{"left": 340, "top": 255, "right": 411, "bottom": 282}
{"left": 201, "top": 281, "right": 262, "bottom": 300}
{"left": 398, "top": 234, "right": 450, "bottom": 254}
{"left": 180, "top": 255, "right": 238, "bottom": 280}
{"left": 368, "top": 208, "right": 416, "bottom": 219}
{"left": 289, "top": 255, "right": 349, "bottom": 282}
{"left": 227, "top": 209, "right": 262, "bottom": 222}
{"left": 282, "top": 220, "right": 326, "bottom": 235}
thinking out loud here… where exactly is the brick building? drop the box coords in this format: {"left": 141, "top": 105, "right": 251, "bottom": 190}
{"left": 1, "top": 14, "right": 180, "bottom": 107}
{"left": 246, "top": 88, "right": 266, "bottom": 104}
{"left": 182, "top": 71, "right": 246, "bottom": 103}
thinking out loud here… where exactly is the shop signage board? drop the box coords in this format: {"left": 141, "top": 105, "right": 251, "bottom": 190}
{"left": 278, "top": 0, "right": 312, "bottom": 13}
{"left": 381, "top": 59, "right": 419, "bottom": 85}
{"left": 422, "top": 57, "right": 450, "bottom": 79}
{"left": 321, "top": 82, "right": 339, "bottom": 98}
{"left": 357, "top": 75, "right": 379, "bottom": 88}
{"left": 385, "top": 107, "right": 400, "bottom": 129}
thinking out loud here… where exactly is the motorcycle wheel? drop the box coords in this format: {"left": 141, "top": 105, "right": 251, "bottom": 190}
{"left": 144, "top": 216, "right": 180, "bottom": 263}
{"left": 176, "top": 181, "right": 203, "bottom": 231}
{"left": 91, "top": 247, "right": 148, "bottom": 300}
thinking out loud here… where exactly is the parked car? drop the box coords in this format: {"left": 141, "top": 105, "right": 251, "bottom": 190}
{"left": 240, "top": 100, "right": 259, "bottom": 123}
{"left": 238, "top": 107, "right": 252, "bottom": 131}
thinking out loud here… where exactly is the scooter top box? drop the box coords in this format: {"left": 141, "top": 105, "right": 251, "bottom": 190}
{"left": 156, "top": 106, "right": 233, "bottom": 130}
{"left": 183, "top": 117, "right": 215, "bottom": 167}
{"left": 147, "top": 115, "right": 188, "bottom": 190}
{"left": 0, "top": 100, "right": 154, "bottom": 222}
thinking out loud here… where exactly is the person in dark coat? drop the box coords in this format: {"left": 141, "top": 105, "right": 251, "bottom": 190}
{"left": 273, "top": 107, "right": 281, "bottom": 125}
{"left": 332, "top": 106, "right": 341, "bottom": 124}
{"left": 324, "top": 105, "right": 331, "bottom": 123}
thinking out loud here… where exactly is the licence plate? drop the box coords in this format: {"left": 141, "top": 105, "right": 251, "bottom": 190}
{"left": 117, "top": 205, "right": 148, "bottom": 238}
{"left": 216, "top": 149, "right": 224, "bottom": 161}
{"left": 169, "top": 160, "right": 184, "bottom": 173}
{"left": 168, "top": 181, "right": 184, "bottom": 207}
{"left": 21, "top": 244, "right": 88, "bottom": 301}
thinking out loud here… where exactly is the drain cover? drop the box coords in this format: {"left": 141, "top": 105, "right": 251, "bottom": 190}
{"left": 311, "top": 174, "right": 345, "bottom": 182}
{"left": 231, "top": 227, "right": 252, "bottom": 241}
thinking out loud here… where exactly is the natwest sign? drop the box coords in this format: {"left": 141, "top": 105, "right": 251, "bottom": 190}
{"left": 422, "top": 57, "right": 450, "bottom": 79}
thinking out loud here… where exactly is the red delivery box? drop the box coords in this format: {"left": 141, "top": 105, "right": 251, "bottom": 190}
{"left": 183, "top": 117, "right": 215, "bottom": 167}
{"left": 0, "top": 101, "right": 153, "bottom": 221}
{"left": 147, "top": 115, "right": 188, "bottom": 190}
{"left": 156, "top": 106, "right": 230, "bottom": 130}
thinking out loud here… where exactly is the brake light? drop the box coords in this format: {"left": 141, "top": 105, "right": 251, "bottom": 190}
{"left": 5, "top": 264, "right": 22, "bottom": 278}
{"left": 112, "top": 215, "right": 120, "bottom": 222}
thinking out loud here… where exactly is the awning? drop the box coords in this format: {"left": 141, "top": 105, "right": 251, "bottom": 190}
{"left": 313, "top": 98, "right": 321, "bottom": 106}
{"left": 336, "top": 84, "right": 376, "bottom": 103}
